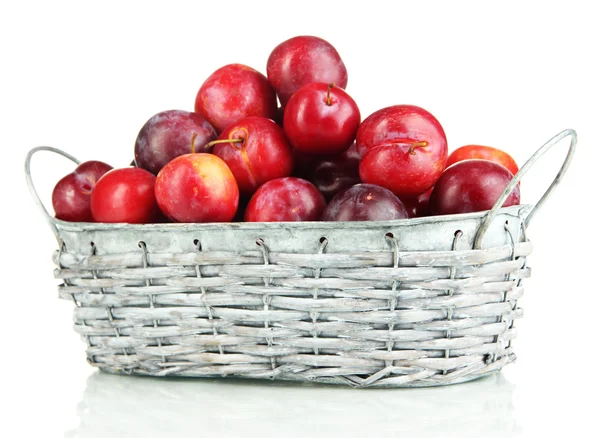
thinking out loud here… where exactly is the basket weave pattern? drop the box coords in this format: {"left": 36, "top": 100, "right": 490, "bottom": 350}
{"left": 54, "top": 212, "right": 531, "bottom": 388}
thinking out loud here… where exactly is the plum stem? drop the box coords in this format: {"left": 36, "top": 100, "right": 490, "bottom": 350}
{"left": 190, "top": 133, "right": 199, "bottom": 153}
{"left": 204, "top": 138, "right": 244, "bottom": 150}
{"left": 409, "top": 141, "right": 428, "bottom": 155}
{"left": 326, "top": 83, "right": 335, "bottom": 106}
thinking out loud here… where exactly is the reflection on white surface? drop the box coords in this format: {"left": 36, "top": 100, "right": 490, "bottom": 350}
{"left": 66, "top": 370, "right": 518, "bottom": 437}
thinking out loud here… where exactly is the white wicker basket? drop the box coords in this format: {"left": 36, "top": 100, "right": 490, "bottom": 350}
{"left": 25, "top": 129, "right": 576, "bottom": 388}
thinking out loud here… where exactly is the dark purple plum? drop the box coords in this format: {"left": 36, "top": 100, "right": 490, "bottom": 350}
{"left": 304, "top": 142, "right": 361, "bottom": 200}
{"left": 134, "top": 109, "right": 217, "bottom": 175}
{"left": 321, "top": 183, "right": 409, "bottom": 221}
{"left": 52, "top": 160, "right": 113, "bottom": 222}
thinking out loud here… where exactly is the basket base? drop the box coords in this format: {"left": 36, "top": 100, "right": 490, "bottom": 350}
{"left": 96, "top": 365, "right": 510, "bottom": 389}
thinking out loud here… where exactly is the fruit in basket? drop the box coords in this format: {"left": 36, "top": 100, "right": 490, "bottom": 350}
{"left": 52, "top": 161, "right": 113, "bottom": 222}
{"left": 429, "top": 159, "right": 520, "bottom": 215}
{"left": 90, "top": 167, "right": 159, "bottom": 224}
{"left": 446, "top": 144, "right": 519, "bottom": 175}
{"left": 299, "top": 142, "right": 361, "bottom": 200}
{"left": 356, "top": 105, "right": 448, "bottom": 198}
{"left": 358, "top": 139, "right": 446, "bottom": 199}
{"left": 209, "top": 116, "right": 294, "bottom": 195}
{"left": 244, "top": 177, "right": 326, "bottom": 222}
{"left": 155, "top": 153, "right": 239, "bottom": 223}
{"left": 283, "top": 82, "right": 360, "bottom": 155}
{"left": 48, "top": 35, "right": 529, "bottom": 226}
{"left": 356, "top": 105, "right": 447, "bottom": 157}
{"left": 134, "top": 110, "right": 217, "bottom": 175}
{"left": 266, "top": 35, "right": 348, "bottom": 106}
{"left": 322, "top": 183, "right": 409, "bottom": 221}
{"left": 194, "top": 64, "right": 278, "bottom": 133}
{"left": 401, "top": 188, "right": 433, "bottom": 218}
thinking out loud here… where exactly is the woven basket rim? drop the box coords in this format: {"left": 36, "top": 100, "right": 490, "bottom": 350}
{"left": 53, "top": 204, "right": 532, "bottom": 232}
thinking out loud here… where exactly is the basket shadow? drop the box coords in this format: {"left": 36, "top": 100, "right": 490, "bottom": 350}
{"left": 66, "top": 369, "right": 519, "bottom": 437}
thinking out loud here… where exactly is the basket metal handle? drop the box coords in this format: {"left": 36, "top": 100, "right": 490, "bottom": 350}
{"left": 24, "top": 146, "right": 81, "bottom": 243}
{"left": 473, "top": 128, "right": 577, "bottom": 249}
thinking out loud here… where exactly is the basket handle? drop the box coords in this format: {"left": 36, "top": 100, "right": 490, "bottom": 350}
{"left": 24, "top": 146, "right": 81, "bottom": 244}
{"left": 473, "top": 128, "right": 577, "bottom": 249}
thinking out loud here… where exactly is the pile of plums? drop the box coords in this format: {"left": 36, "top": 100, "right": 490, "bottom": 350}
{"left": 52, "top": 35, "right": 520, "bottom": 224}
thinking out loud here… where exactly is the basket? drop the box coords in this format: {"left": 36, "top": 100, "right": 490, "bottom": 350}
{"left": 25, "top": 129, "right": 577, "bottom": 388}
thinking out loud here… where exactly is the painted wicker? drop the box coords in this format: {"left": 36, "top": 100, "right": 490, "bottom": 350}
{"left": 25, "top": 129, "right": 576, "bottom": 388}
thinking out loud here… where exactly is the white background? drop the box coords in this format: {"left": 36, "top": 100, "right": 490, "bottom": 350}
{"left": 1, "top": 1, "right": 598, "bottom": 436}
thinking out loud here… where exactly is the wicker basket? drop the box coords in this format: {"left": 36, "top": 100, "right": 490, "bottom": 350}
{"left": 25, "top": 129, "right": 577, "bottom": 388}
